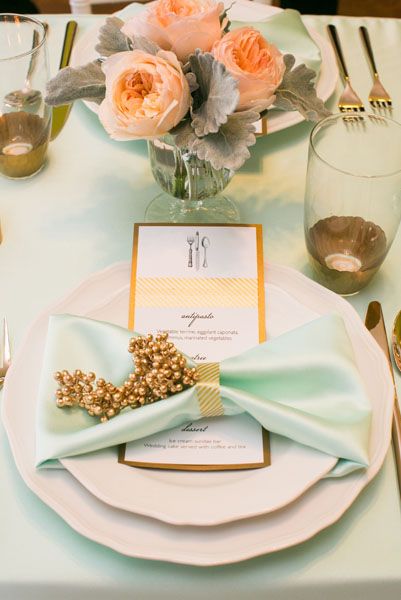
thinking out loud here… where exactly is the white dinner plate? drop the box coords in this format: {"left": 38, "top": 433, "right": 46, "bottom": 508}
{"left": 70, "top": 0, "right": 338, "bottom": 135}
{"left": 62, "top": 437, "right": 335, "bottom": 527}
{"left": 2, "top": 262, "right": 393, "bottom": 566}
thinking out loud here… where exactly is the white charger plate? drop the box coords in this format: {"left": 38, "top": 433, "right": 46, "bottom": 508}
{"left": 1, "top": 262, "right": 393, "bottom": 566}
{"left": 70, "top": 0, "right": 338, "bottom": 135}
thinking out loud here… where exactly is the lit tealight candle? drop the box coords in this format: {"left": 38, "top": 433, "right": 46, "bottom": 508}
{"left": 3, "top": 141, "right": 33, "bottom": 156}
{"left": 325, "top": 253, "right": 362, "bottom": 272}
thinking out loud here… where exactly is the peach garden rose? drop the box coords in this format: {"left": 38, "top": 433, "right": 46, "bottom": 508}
{"left": 45, "top": 4, "right": 329, "bottom": 174}
{"left": 121, "top": 0, "right": 225, "bottom": 63}
{"left": 98, "top": 49, "right": 191, "bottom": 140}
{"left": 212, "top": 26, "right": 286, "bottom": 111}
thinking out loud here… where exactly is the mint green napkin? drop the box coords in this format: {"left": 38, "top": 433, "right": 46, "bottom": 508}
{"left": 232, "top": 10, "right": 321, "bottom": 73}
{"left": 117, "top": 4, "right": 321, "bottom": 72}
{"left": 36, "top": 313, "right": 371, "bottom": 476}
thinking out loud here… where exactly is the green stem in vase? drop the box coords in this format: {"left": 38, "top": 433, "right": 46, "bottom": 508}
{"left": 173, "top": 146, "right": 187, "bottom": 198}
{"left": 148, "top": 138, "right": 233, "bottom": 202}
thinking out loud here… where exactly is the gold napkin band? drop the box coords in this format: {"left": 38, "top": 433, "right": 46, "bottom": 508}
{"left": 196, "top": 363, "right": 224, "bottom": 417}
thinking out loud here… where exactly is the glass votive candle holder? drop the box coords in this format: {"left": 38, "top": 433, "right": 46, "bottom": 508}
{"left": 304, "top": 113, "right": 401, "bottom": 295}
{"left": 0, "top": 14, "right": 51, "bottom": 178}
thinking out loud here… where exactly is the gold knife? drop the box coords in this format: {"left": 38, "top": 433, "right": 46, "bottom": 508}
{"left": 365, "top": 301, "right": 401, "bottom": 497}
{"left": 50, "top": 20, "right": 78, "bottom": 141}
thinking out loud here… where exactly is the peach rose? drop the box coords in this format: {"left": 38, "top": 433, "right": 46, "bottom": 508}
{"left": 121, "top": 0, "right": 224, "bottom": 63}
{"left": 98, "top": 50, "right": 190, "bottom": 140}
{"left": 212, "top": 27, "right": 285, "bottom": 111}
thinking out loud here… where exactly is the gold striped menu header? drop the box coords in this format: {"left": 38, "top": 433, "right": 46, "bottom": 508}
{"left": 135, "top": 277, "right": 258, "bottom": 308}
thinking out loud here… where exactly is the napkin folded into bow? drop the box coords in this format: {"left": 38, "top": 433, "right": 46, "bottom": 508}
{"left": 36, "top": 313, "right": 371, "bottom": 476}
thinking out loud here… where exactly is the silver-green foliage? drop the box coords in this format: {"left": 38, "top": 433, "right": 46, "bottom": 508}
{"left": 189, "top": 51, "right": 239, "bottom": 137}
{"left": 274, "top": 54, "right": 331, "bottom": 121}
{"left": 45, "top": 60, "right": 105, "bottom": 105}
{"left": 95, "top": 17, "right": 131, "bottom": 56}
{"left": 173, "top": 109, "right": 259, "bottom": 171}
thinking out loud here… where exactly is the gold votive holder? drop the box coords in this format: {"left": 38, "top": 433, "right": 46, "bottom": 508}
{"left": 304, "top": 114, "right": 401, "bottom": 295}
{"left": 0, "top": 14, "right": 50, "bottom": 179}
{"left": 0, "top": 111, "right": 51, "bottom": 179}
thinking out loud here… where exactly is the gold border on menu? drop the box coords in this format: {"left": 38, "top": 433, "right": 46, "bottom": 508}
{"left": 122, "top": 222, "right": 269, "bottom": 471}
{"left": 118, "top": 428, "right": 269, "bottom": 471}
{"left": 129, "top": 223, "right": 266, "bottom": 342}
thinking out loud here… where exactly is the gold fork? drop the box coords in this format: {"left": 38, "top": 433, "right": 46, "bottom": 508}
{"left": 359, "top": 26, "right": 392, "bottom": 111}
{"left": 0, "top": 318, "right": 11, "bottom": 388}
{"left": 328, "top": 24, "right": 365, "bottom": 115}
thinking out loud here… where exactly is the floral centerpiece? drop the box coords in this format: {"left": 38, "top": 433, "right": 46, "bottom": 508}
{"left": 46, "top": 0, "right": 330, "bottom": 221}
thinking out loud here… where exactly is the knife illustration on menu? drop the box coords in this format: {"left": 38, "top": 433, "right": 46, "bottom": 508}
{"left": 195, "top": 231, "right": 200, "bottom": 270}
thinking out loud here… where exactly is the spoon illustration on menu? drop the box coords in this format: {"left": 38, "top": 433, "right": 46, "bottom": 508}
{"left": 202, "top": 236, "right": 210, "bottom": 268}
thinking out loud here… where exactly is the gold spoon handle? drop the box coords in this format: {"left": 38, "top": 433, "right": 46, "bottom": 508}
{"left": 50, "top": 21, "right": 78, "bottom": 141}
{"left": 58, "top": 20, "right": 78, "bottom": 70}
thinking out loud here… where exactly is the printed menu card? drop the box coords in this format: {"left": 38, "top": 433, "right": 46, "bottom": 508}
{"left": 119, "top": 223, "right": 269, "bottom": 471}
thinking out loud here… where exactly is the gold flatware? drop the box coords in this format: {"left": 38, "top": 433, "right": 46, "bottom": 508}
{"left": 0, "top": 317, "right": 11, "bottom": 389}
{"left": 359, "top": 26, "right": 392, "bottom": 110}
{"left": 392, "top": 310, "right": 401, "bottom": 373}
{"left": 50, "top": 20, "right": 78, "bottom": 141}
{"left": 327, "top": 24, "right": 365, "bottom": 115}
{"left": 365, "top": 301, "right": 401, "bottom": 497}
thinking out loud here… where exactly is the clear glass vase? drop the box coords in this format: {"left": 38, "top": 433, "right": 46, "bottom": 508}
{"left": 145, "top": 138, "right": 239, "bottom": 223}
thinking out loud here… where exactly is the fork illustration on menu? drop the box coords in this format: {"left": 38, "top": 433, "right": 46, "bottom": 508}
{"left": 187, "top": 235, "right": 194, "bottom": 267}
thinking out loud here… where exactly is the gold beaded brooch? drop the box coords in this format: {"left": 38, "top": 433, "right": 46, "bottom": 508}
{"left": 54, "top": 333, "right": 199, "bottom": 423}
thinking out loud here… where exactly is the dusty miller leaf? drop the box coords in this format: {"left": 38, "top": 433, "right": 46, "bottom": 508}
{"left": 45, "top": 60, "right": 105, "bottom": 106}
{"left": 185, "top": 72, "right": 199, "bottom": 93}
{"left": 95, "top": 17, "right": 132, "bottom": 56}
{"left": 189, "top": 50, "right": 239, "bottom": 137}
{"left": 171, "top": 119, "right": 197, "bottom": 148}
{"left": 173, "top": 110, "right": 259, "bottom": 171}
{"left": 275, "top": 54, "right": 331, "bottom": 121}
{"left": 129, "top": 35, "right": 160, "bottom": 56}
